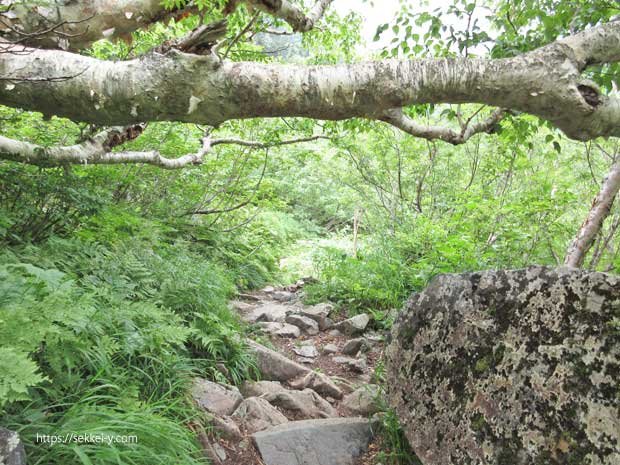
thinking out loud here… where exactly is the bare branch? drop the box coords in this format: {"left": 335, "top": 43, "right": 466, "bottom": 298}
{"left": 565, "top": 162, "right": 620, "bottom": 267}
{"left": 225, "top": 0, "right": 334, "bottom": 32}
{"left": 381, "top": 108, "right": 505, "bottom": 144}
{"left": 211, "top": 135, "right": 329, "bottom": 147}
{"left": 0, "top": 126, "right": 211, "bottom": 169}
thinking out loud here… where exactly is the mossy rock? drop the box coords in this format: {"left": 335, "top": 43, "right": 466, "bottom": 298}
{"left": 386, "top": 266, "right": 620, "bottom": 465}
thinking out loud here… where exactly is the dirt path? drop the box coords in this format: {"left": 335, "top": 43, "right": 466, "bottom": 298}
{"left": 209, "top": 281, "right": 386, "bottom": 465}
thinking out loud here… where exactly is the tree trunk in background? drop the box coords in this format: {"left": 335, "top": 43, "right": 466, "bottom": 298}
{"left": 564, "top": 162, "right": 620, "bottom": 268}
{"left": 352, "top": 207, "right": 361, "bottom": 258}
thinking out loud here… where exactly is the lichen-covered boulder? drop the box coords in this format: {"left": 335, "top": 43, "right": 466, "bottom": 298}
{"left": 385, "top": 266, "right": 620, "bottom": 465}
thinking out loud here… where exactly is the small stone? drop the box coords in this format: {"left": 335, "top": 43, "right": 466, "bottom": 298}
{"left": 333, "top": 357, "right": 366, "bottom": 373}
{"left": 275, "top": 324, "right": 301, "bottom": 338}
{"left": 246, "top": 303, "right": 291, "bottom": 323}
{"left": 328, "top": 329, "right": 343, "bottom": 337}
{"left": 342, "top": 385, "right": 382, "bottom": 416}
{"left": 293, "top": 344, "right": 318, "bottom": 358}
{"left": 365, "top": 331, "right": 384, "bottom": 343}
{"left": 261, "top": 387, "right": 337, "bottom": 418}
{"left": 258, "top": 322, "right": 300, "bottom": 338}
{"left": 246, "top": 340, "right": 309, "bottom": 382}
{"left": 331, "top": 376, "right": 357, "bottom": 395}
{"left": 322, "top": 343, "right": 338, "bottom": 354}
{"left": 289, "top": 371, "right": 343, "bottom": 400}
{"left": 263, "top": 286, "right": 275, "bottom": 293}
{"left": 273, "top": 290, "right": 295, "bottom": 302}
{"left": 230, "top": 300, "right": 255, "bottom": 312}
{"left": 213, "top": 442, "right": 227, "bottom": 461}
{"left": 335, "top": 314, "right": 370, "bottom": 336}
{"left": 297, "top": 357, "right": 315, "bottom": 364}
{"left": 342, "top": 338, "right": 365, "bottom": 356}
{"left": 285, "top": 314, "right": 319, "bottom": 335}
{"left": 349, "top": 358, "right": 367, "bottom": 373}
{"left": 300, "top": 303, "right": 333, "bottom": 330}
{"left": 241, "top": 380, "right": 285, "bottom": 398}
{"left": 210, "top": 414, "right": 242, "bottom": 440}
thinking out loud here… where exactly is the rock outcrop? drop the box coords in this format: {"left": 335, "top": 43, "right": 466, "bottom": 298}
{"left": 386, "top": 266, "right": 620, "bottom": 465}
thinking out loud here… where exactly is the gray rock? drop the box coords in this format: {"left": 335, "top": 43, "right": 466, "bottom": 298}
{"left": 262, "top": 387, "right": 338, "bottom": 419}
{"left": 322, "top": 343, "right": 338, "bottom": 355}
{"left": 328, "top": 329, "right": 343, "bottom": 337}
{"left": 253, "top": 418, "right": 375, "bottom": 465}
{"left": 241, "top": 381, "right": 337, "bottom": 418}
{"left": 300, "top": 303, "right": 333, "bottom": 330}
{"left": 285, "top": 314, "right": 319, "bottom": 335}
{"left": 0, "top": 428, "right": 26, "bottom": 465}
{"left": 258, "top": 322, "right": 300, "bottom": 338}
{"left": 341, "top": 337, "right": 366, "bottom": 356}
{"left": 245, "top": 303, "right": 291, "bottom": 323}
{"left": 289, "top": 371, "right": 343, "bottom": 400}
{"left": 212, "top": 442, "right": 227, "bottom": 461}
{"left": 262, "top": 286, "right": 276, "bottom": 293}
{"left": 275, "top": 324, "right": 301, "bottom": 338}
{"left": 273, "top": 290, "right": 296, "bottom": 302}
{"left": 232, "top": 397, "right": 288, "bottom": 434}
{"left": 333, "top": 356, "right": 367, "bottom": 373}
{"left": 247, "top": 340, "right": 309, "bottom": 382}
{"left": 365, "top": 331, "right": 384, "bottom": 343}
{"left": 230, "top": 300, "right": 255, "bottom": 312}
{"left": 191, "top": 378, "right": 243, "bottom": 416}
{"left": 210, "top": 414, "right": 242, "bottom": 440}
{"left": 335, "top": 314, "right": 370, "bottom": 336}
{"left": 331, "top": 376, "right": 358, "bottom": 395}
{"left": 292, "top": 344, "right": 318, "bottom": 358}
{"left": 386, "top": 266, "right": 620, "bottom": 465}
{"left": 257, "top": 321, "right": 285, "bottom": 333}
{"left": 297, "top": 357, "right": 315, "bottom": 364}
{"left": 342, "top": 385, "right": 381, "bottom": 416}
{"left": 241, "top": 380, "right": 285, "bottom": 398}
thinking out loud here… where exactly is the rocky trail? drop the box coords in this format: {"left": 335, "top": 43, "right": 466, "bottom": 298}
{"left": 191, "top": 280, "right": 386, "bottom": 465}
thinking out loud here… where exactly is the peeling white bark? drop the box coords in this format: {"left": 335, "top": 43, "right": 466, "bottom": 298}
{"left": 564, "top": 162, "right": 620, "bottom": 268}
{"left": 0, "top": 0, "right": 183, "bottom": 50}
{"left": 0, "top": 21, "right": 619, "bottom": 141}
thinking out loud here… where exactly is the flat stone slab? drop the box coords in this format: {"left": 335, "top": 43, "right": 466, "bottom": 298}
{"left": 253, "top": 418, "right": 374, "bottom": 465}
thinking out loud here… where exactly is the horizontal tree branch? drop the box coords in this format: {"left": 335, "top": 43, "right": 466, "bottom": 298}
{"left": 211, "top": 134, "right": 329, "bottom": 147}
{"left": 226, "top": 0, "right": 334, "bottom": 32}
{"left": 0, "top": 22, "right": 619, "bottom": 141}
{"left": 0, "top": 127, "right": 211, "bottom": 169}
{"left": 381, "top": 108, "right": 506, "bottom": 144}
{"left": 0, "top": 129, "right": 327, "bottom": 169}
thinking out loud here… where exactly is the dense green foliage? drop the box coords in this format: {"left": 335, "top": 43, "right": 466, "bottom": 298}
{"left": 1, "top": 1, "right": 619, "bottom": 464}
